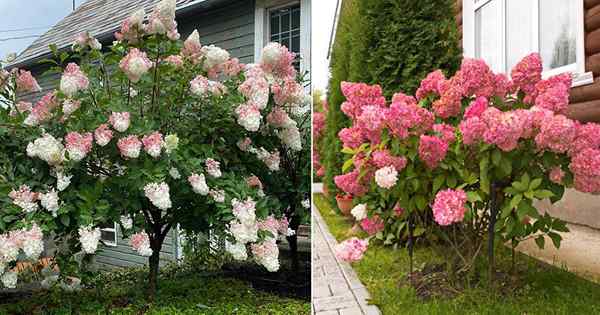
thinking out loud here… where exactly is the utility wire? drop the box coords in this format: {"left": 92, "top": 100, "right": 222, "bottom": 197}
{"left": 0, "top": 26, "right": 50, "bottom": 33}
{"left": 0, "top": 35, "right": 41, "bottom": 42}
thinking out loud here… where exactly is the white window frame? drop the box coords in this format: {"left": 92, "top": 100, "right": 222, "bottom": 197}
{"left": 463, "top": 0, "right": 593, "bottom": 87}
{"left": 254, "top": 0, "right": 311, "bottom": 76}
{"left": 100, "top": 222, "right": 118, "bottom": 247}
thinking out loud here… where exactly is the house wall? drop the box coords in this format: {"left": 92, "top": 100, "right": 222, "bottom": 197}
{"left": 16, "top": 0, "right": 257, "bottom": 268}
{"left": 457, "top": 0, "right": 600, "bottom": 229}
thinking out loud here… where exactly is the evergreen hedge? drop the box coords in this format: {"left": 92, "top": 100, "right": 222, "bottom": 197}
{"left": 322, "top": 0, "right": 462, "bottom": 202}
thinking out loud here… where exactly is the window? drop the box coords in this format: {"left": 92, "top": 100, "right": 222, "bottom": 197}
{"left": 100, "top": 222, "right": 117, "bottom": 247}
{"left": 465, "top": 0, "right": 593, "bottom": 87}
{"left": 269, "top": 4, "right": 301, "bottom": 70}
{"left": 255, "top": 0, "right": 311, "bottom": 76}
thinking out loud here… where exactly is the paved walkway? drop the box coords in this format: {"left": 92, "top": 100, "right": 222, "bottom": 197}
{"left": 516, "top": 223, "right": 600, "bottom": 282}
{"left": 312, "top": 184, "right": 381, "bottom": 315}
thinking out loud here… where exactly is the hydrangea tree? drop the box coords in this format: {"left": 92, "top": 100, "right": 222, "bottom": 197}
{"left": 0, "top": 0, "right": 308, "bottom": 298}
{"left": 333, "top": 53, "right": 600, "bottom": 281}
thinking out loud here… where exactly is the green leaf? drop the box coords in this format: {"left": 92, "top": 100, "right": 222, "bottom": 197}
{"left": 491, "top": 149, "right": 502, "bottom": 166}
{"left": 512, "top": 181, "right": 527, "bottom": 192}
{"left": 415, "top": 195, "right": 427, "bottom": 211}
{"left": 509, "top": 194, "right": 523, "bottom": 210}
{"left": 529, "top": 178, "right": 542, "bottom": 191}
{"left": 342, "top": 158, "right": 354, "bottom": 172}
{"left": 2, "top": 215, "right": 16, "bottom": 223}
{"left": 535, "top": 235, "right": 545, "bottom": 249}
{"left": 447, "top": 176, "right": 457, "bottom": 188}
{"left": 341, "top": 147, "right": 355, "bottom": 154}
{"left": 499, "top": 156, "right": 512, "bottom": 176}
{"left": 60, "top": 215, "right": 70, "bottom": 227}
{"left": 466, "top": 191, "right": 482, "bottom": 203}
{"left": 521, "top": 173, "right": 531, "bottom": 188}
{"left": 479, "top": 156, "right": 490, "bottom": 194}
{"left": 432, "top": 174, "right": 445, "bottom": 192}
{"left": 534, "top": 189, "right": 554, "bottom": 199}
{"left": 413, "top": 227, "right": 426, "bottom": 237}
{"left": 548, "top": 232, "right": 562, "bottom": 248}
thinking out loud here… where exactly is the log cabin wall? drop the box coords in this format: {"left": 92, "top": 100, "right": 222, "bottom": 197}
{"left": 456, "top": 0, "right": 600, "bottom": 229}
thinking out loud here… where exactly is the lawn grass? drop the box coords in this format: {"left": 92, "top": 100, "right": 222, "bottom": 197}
{"left": 313, "top": 193, "right": 600, "bottom": 315}
{"left": 0, "top": 267, "right": 310, "bottom": 315}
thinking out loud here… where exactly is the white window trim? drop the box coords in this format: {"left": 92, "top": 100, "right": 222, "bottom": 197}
{"left": 254, "top": 0, "right": 311, "bottom": 76}
{"left": 463, "top": 0, "right": 593, "bottom": 88}
{"left": 100, "top": 222, "right": 118, "bottom": 247}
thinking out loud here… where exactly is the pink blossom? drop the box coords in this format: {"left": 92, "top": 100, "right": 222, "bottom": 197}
{"left": 416, "top": 70, "right": 447, "bottom": 100}
{"left": 493, "top": 73, "right": 513, "bottom": 97}
{"left": 511, "top": 53, "right": 543, "bottom": 103}
{"left": 239, "top": 65, "right": 269, "bottom": 110}
{"left": 257, "top": 215, "right": 280, "bottom": 237}
{"left": 266, "top": 107, "right": 295, "bottom": 128}
{"left": 235, "top": 103, "right": 262, "bottom": 132}
{"left": 60, "top": 63, "right": 89, "bottom": 97}
{"left": 145, "top": 0, "right": 178, "bottom": 38}
{"left": 371, "top": 149, "right": 407, "bottom": 171}
{"left": 338, "top": 127, "right": 364, "bottom": 149}
{"left": 237, "top": 137, "right": 252, "bottom": 151}
{"left": 117, "top": 135, "right": 142, "bottom": 158}
{"left": 334, "top": 169, "right": 368, "bottom": 196}
{"left": 119, "top": 48, "right": 153, "bottom": 83}
{"left": 251, "top": 240, "right": 280, "bottom": 271}
{"left": 73, "top": 31, "right": 101, "bottom": 50}
{"left": 260, "top": 42, "right": 296, "bottom": 79}
{"left": 65, "top": 132, "right": 93, "bottom": 161}
{"left": 313, "top": 112, "right": 326, "bottom": 140}
{"left": 205, "top": 158, "right": 222, "bottom": 178}
{"left": 222, "top": 58, "right": 244, "bottom": 77}
{"left": 15, "top": 101, "right": 33, "bottom": 114}
{"left": 335, "top": 237, "right": 368, "bottom": 262}
{"left": 455, "top": 58, "right": 495, "bottom": 98}
{"left": 394, "top": 204, "right": 404, "bottom": 217}
{"left": 188, "top": 173, "right": 209, "bottom": 195}
{"left": 163, "top": 55, "right": 183, "bottom": 67}
{"left": 340, "top": 82, "right": 386, "bottom": 120}
{"left": 182, "top": 30, "right": 203, "bottom": 62}
{"left": 459, "top": 117, "right": 486, "bottom": 145}
{"left": 569, "top": 122, "right": 600, "bottom": 156}
{"left": 130, "top": 231, "right": 153, "bottom": 256}
{"left": 94, "top": 124, "right": 113, "bottom": 146}
{"left": 114, "top": 9, "right": 145, "bottom": 43}
{"left": 464, "top": 96, "right": 488, "bottom": 120}
{"left": 9, "top": 185, "right": 39, "bottom": 213}
{"left": 142, "top": 132, "right": 164, "bottom": 158}
{"left": 25, "top": 91, "right": 58, "bottom": 126}
{"left": 433, "top": 123, "right": 456, "bottom": 143}
{"left": 432, "top": 80, "right": 462, "bottom": 119}
{"left": 246, "top": 175, "right": 263, "bottom": 190}
{"left": 481, "top": 108, "right": 523, "bottom": 152}
{"left": 569, "top": 148, "right": 600, "bottom": 177}
{"left": 534, "top": 74, "right": 571, "bottom": 114}
{"left": 272, "top": 78, "right": 304, "bottom": 106}
{"left": 418, "top": 135, "right": 448, "bottom": 169}
{"left": 573, "top": 174, "right": 600, "bottom": 194}
{"left": 109, "top": 112, "right": 131, "bottom": 132}
{"left": 360, "top": 215, "right": 385, "bottom": 235}
{"left": 432, "top": 189, "right": 467, "bottom": 226}
{"left": 16, "top": 70, "right": 41, "bottom": 92}
{"left": 534, "top": 114, "right": 576, "bottom": 153}
{"left": 549, "top": 167, "right": 565, "bottom": 184}
{"left": 385, "top": 97, "right": 434, "bottom": 138}
{"left": 62, "top": 99, "right": 81, "bottom": 118}
{"left": 190, "top": 75, "right": 227, "bottom": 97}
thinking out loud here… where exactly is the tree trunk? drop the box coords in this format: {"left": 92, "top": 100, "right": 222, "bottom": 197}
{"left": 286, "top": 206, "right": 301, "bottom": 273}
{"left": 147, "top": 238, "right": 162, "bottom": 301}
{"left": 488, "top": 182, "right": 499, "bottom": 286}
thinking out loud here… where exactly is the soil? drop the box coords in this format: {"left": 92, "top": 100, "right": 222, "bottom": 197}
{"left": 399, "top": 263, "right": 526, "bottom": 301}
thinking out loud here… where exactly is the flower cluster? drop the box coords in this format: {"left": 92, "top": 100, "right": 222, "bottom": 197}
{"left": 78, "top": 225, "right": 101, "bottom": 254}
{"left": 144, "top": 182, "right": 172, "bottom": 210}
{"left": 432, "top": 189, "right": 467, "bottom": 226}
{"left": 188, "top": 173, "right": 209, "bottom": 195}
{"left": 130, "top": 232, "right": 153, "bottom": 257}
{"left": 334, "top": 237, "right": 368, "bottom": 262}
{"left": 0, "top": 224, "right": 44, "bottom": 288}
{"left": 60, "top": 63, "right": 89, "bottom": 98}
{"left": 119, "top": 48, "right": 154, "bottom": 83}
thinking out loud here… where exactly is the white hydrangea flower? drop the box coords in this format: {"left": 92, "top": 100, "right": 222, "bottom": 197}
{"left": 351, "top": 204, "right": 367, "bottom": 221}
{"left": 209, "top": 189, "right": 225, "bottom": 203}
{"left": 1, "top": 271, "right": 17, "bottom": 289}
{"left": 169, "top": 167, "right": 181, "bottom": 179}
{"left": 201, "top": 45, "right": 230, "bottom": 70}
{"left": 301, "top": 199, "right": 310, "bottom": 209}
{"left": 229, "top": 221, "right": 258, "bottom": 244}
{"left": 120, "top": 215, "right": 133, "bottom": 230}
{"left": 40, "top": 189, "right": 60, "bottom": 217}
{"left": 278, "top": 126, "right": 302, "bottom": 151}
{"left": 225, "top": 241, "right": 247, "bottom": 261}
{"left": 23, "top": 238, "right": 44, "bottom": 260}
{"left": 27, "top": 134, "right": 65, "bottom": 165}
{"left": 144, "top": 182, "right": 172, "bottom": 210}
{"left": 163, "top": 134, "right": 179, "bottom": 153}
{"left": 78, "top": 225, "right": 101, "bottom": 254}
{"left": 56, "top": 172, "right": 72, "bottom": 191}
{"left": 188, "top": 173, "right": 209, "bottom": 195}
{"left": 375, "top": 166, "right": 398, "bottom": 189}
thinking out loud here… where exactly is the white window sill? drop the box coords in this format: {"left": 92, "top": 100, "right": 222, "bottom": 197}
{"left": 571, "top": 71, "right": 594, "bottom": 88}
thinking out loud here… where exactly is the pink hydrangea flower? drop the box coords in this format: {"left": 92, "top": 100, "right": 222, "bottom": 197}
{"left": 144, "top": 182, "right": 172, "bottom": 210}
{"left": 375, "top": 166, "right": 398, "bottom": 189}
{"left": 432, "top": 189, "right": 467, "bottom": 226}
{"left": 65, "top": 132, "right": 93, "bottom": 162}
{"left": 267, "top": 107, "right": 295, "bottom": 129}
{"left": 464, "top": 96, "right": 488, "bottom": 120}
{"left": 205, "top": 158, "right": 222, "bottom": 178}
{"left": 163, "top": 55, "right": 183, "bottom": 67}
{"left": 432, "top": 77, "right": 463, "bottom": 118}
{"left": 313, "top": 112, "right": 326, "bottom": 140}
{"left": 433, "top": 123, "right": 456, "bottom": 143}
{"left": 534, "top": 73, "right": 571, "bottom": 115}
{"left": 130, "top": 231, "right": 153, "bottom": 257}
{"left": 459, "top": 117, "right": 486, "bottom": 145}
{"left": 549, "top": 167, "right": 565, "bottom": 184}
{"left": 385, "top": 96, "right": 434, "bottom": 138}
{"left": 416, "top": 70, "right": 447, "bottom": 100}
{"left": 456, "top": 58, "right": 496, "bottom": 98}
{"left": 340, "top": 82, "right": 386, "bottom": 120}
{"left": 246, "top": 175, "right": 263, "bottom": 190}
{"left": 222, "top": 58, "right": 244, "bottom": 77}
{"left": 190, "top": 75, "right": 227, "bottom": 97}
{"left": 119, "top": 48, "right": 153, "bottom": 83}
{"left": 142, "top": 132, "right": 164, "bottom": 158}
{"left": 511, "top": 53, "right": 543, "bottom": 103}
{"left": 482, "top": 108, "right": 524, "bottom": 152}
{"left": 371, "top": 149, "right": 407, "bottom": 171}
{"left": 182, "top": 30, "right": 203, "bottom": 62}
{"left": 272, "top": 78, "right": 304, "bottom": 106}
{"left": 534, "top": 114, "right": 576, "bottom": 154}
{"left": 16, "top": 70, "right": 41, "bottom": 92}
{"left": 117, "top": 135, "right": 142, "bottom": 158}
{"left": 73, "top": 31, "right": 101, "bottom": 50}
{"left": 569, "top": 122, "right": 600, "bottom": 156}
{"left": 335, "top": 237, "right": 368, "bottom": 262}
{"left": 239, "top": 65, "right": 269, "bottom": 110}
{"left": 251, "top": 239, "right": 280, "bottom": 272}
{"left": 145, "top": 0, "right": 178, "bottom": 38}
{"left": 60, "top": 63, "right": 89, "bottom": 97}
{"left": 109, "top": 112, "right": 131, "bottom": 132}
{"left": 418, "top": 135, "right": 448, "bottom": 169}
{"left": 237, "top": 137, "right": 252, "bottom": 151}
{"left": 62, "top": 99, "right": 81, "bottom": 118}
{"left": 260, "top": 42, "right": 296, "bottom": 79}
{"left": 114, "top": 9, "right": 145, "bottom": 43}
{"left": 338, "top": 127, "right": 365, "bottom": 149}
{"left": 334, "top": 169, "right": 368, "bottom": 196}
{"left": 360, "top": 215, "right": 385, "bottom": 235}
{"left": 94, "top": 124, "right": 113, "bottom": 146}
{"left": 24, "top": 91, "right": 58, "bottom": 126}
{"left": 188, "top": 173, "right": 209, "bottom": 195}
{"left": 9, "top": 185, "right": 39, "bottom": 213}
{"left": 235, "top": 103, "right": 262, "bottom": 132}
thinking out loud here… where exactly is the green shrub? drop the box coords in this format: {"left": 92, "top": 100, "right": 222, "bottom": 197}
{"left": 322, "top": 0, "right": 462, "bottom": 203}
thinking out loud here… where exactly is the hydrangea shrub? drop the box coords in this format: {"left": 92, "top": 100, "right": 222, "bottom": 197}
{"left": 0, "top": 0, "right": 308, "bottom": 296}
{"left": 334, "top": 53, "right": 599, "bottom": 277}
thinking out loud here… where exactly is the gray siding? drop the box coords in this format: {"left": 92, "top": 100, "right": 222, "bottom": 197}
{"left": 15, "top": 1, "right": 257, "bottom": 269}
{"left": 95, "top": 226, "right": 179, "bottom": 270}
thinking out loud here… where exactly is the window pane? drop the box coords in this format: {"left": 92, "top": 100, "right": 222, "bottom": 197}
{"left": 292, "top": 8, "right": 300, "bottom": 29}
{"left": 506, "top": 0, "right": 534, "bottom": 72}
{"left": 101, "top": 230, "right": 115, "bottom": 242}
{"left": 281, "top": 12, "right": 290, "bottom": 31}
{"left": 270, "top": 15, "right": 279, "bottom": 35}
{"left": 540, "top": 0, "right": 577, "bottom": 70}
{"left": 475, "top": 1, "right": 502, "bottom": 72}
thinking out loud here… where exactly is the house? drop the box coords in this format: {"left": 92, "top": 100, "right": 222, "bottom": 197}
{"left": 9, "top": 0, "right": 311, "bottom": 269}
{"left": 458, "top": 0, "right": 600, "bottom": 228}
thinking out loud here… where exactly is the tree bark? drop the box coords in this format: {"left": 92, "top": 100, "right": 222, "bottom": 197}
{"left": 286, "top": 205, "right": 301, "bottom": 273}
{"left": 147, "top": 237, "right": 162, "bottom": 301}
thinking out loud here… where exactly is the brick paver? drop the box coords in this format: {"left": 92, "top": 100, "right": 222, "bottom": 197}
{"left": 312, "top": 184, "right": 381, "bottom": 315}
